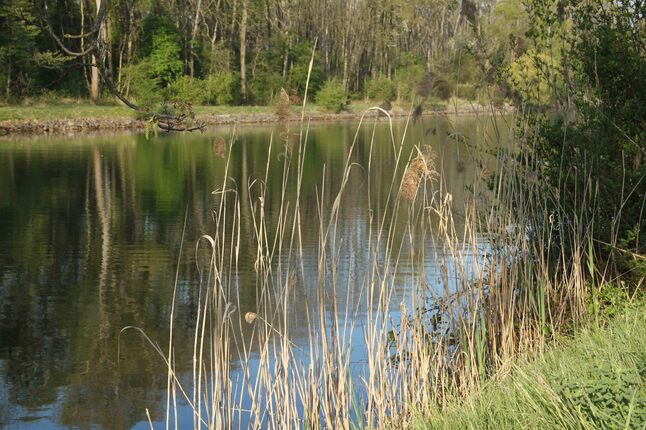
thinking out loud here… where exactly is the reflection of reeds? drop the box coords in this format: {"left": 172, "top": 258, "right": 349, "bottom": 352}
{"left": 131, "top": 106, "right": 612, "bottom": 430}
{"left": 212, "top": 136, "right": 226, "bottom": 158}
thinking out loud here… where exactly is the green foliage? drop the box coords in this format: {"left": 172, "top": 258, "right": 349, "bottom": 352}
{"left": 204, "top": 72, "right": 240, "bottom": 105}
{"left": 201, "top": 42, "right": 231, "bottom": 75}
{"left": 123, "top": 21, "right": 185, "bottom": 106}
{"left": 394, "top": 64, "right": 425, "bottom": 102}
{"left": 165, "top": 76, "right": 206, "bottom": 104}
{"left": 286, "top": 41, "right": 324, "bottom": 98}
{"left": 138, "top": 15, "right": 179, "bottom": 59}
{"left": 149, "top": 31, "right": 183, "bottom": 86}
{"left": 506, "top": 49, "right": 557, "bottom": 106}
{"left": 555, "top": 363, "right": 646, "bottom": 429}
{"left": 456, "top": 83, "right": 478, "bottom": 100}
{"left": 249, "top": 72, "right": 285, "bottom": 105}
{"left": 122, "top": 58, "right": 163, "bottom": 106}
{"left": 528, "top": 0, "right": 646, "bottom": 271}
{"left": 0, "top": 0, "right": 40, "bottom": 100}
{"left": 315, "top": 79, "right": 347, "bottom": 113}
{"left": 365, "top": 75, "right": 396, "bottom": 102}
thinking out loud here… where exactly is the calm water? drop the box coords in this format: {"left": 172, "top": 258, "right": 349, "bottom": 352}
{"left": 0, "top": 115, "right": 509, "bottom": 429}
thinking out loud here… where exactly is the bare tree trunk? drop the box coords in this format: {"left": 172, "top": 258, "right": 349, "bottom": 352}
{"left": 189, "top": 0, "right": 203, "bottom": 77}
{"left": 5, "top": 62, "right": 10, "bottom": 100}
{"left": 230, "top": 0, "right": 238, "bottom": 50}
{"left": 239, "top": 0, "right": 248, "bottom": 103}
{"left": 90, "top": 0, "right": 102, "bottom": 102}
{"left": 117, "top": 41, "right": 124, "bottom": 85}
{"left": 341, "top": 1, "right": 352, "bottom": 91}
{"left": 80, "top": 0, "right": 91, "bottom": 92}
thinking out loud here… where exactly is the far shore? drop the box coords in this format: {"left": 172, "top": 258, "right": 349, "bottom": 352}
{"left": 0, "top": 101, "right": 511, "bottom": 136}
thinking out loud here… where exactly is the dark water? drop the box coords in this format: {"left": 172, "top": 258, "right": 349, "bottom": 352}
{"left": 0, "top": 115, "right": 509, "bottom": 429}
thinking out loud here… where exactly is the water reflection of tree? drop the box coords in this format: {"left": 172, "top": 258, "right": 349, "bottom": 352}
{"left": 0, "top": 136, "right": 219, "bottom": 428}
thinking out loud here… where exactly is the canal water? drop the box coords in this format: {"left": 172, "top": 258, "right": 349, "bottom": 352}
{"left": 0, "top": 114, "right": 510, "bottom": 429}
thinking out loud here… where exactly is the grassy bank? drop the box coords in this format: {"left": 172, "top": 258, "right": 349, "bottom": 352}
{"left": 409, "top": 300, "right": 646, "bottom": 430}
{"left": 0, "top": 98, "right": 484, "bottom": 122}
{"left": 0, "top": 103, "right": 280, "bottom": 121}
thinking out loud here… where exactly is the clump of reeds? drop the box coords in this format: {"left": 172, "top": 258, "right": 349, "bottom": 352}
{"left": 275, "top": 87, "right": 291, "bottom": 126}
{"left": 129, "top": 101, "right": 611, "bottom": 430}
{"left": 400, "top": 145, "right": 439, "bottom": 202}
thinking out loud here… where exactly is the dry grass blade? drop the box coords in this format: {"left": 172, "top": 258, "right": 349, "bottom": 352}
{"left": 125, "top": 104, "right": 604, "bottom": 430}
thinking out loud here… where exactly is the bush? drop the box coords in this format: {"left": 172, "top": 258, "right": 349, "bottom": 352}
{"left": 165, "top": 76, "right": 206, "bottom": 104}
{"left": 506, "top": 50, "right": 557, "bottom": 107}
{"left": 149, "top": 31, "right": 183, "bottom": 87}
{"left": 315, "top": 79, "right": 347, "bottom": 113}
{"left": 365, "top": 75, "right": 396, "bottom": 101}
{"left": 286, "top": 41, "right": 325, "bottom": 98}
{"left": 529, "top": 0, "right": 646, "bottom": 281}
{"left": 394, "top": 64, "right": 425, "bottom": 102}
{"left": 247, "top": 70, "right": 285, "bottom": 105}
{"left": 121, "top": 58, "right": 163, "bottom": 106}
{"left": 204, "top": 72, "right": 239, "bottom": 105}
{"left": 456, "top": 83, "right": 478, "bottom": 100}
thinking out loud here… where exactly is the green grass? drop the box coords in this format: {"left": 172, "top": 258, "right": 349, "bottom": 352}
{"left": 0, "top": 98, "right": 485, "bottom": 122}
{"left": 0, "top": 103, "right": 134, "bottom": 121}
{"left": 409, "top": 301, "right": 646, "bottom": 430}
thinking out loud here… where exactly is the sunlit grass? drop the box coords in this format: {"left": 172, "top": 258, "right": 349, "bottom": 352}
{"left": 0, "top": 103, "right": 133, "bottom": 121}
{"left": 0, "top": 99, "right": 493, "bottom": 122}
{"left": 407, "top": 301, "right": 646, "bottom": 430}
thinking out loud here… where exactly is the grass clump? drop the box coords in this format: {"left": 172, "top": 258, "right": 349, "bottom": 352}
{"left": 410, "top": 300, "right": 646, "bottom": 430}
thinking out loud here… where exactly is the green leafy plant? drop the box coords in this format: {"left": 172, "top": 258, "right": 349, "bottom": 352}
{"left": 165, "top": 76, "right": 206, "bottom": 104}
{"left": 555, "top": 366, "right": 646, "bottom": 429}
{"left": 365, "top": 75, "right": 396, "bottom": 102}
{"left": 394, "top": 64, "right": 425, "bottom": 102}
{"left": 149, "top": 31, "right": 183, "bottom": 86}
{"left": 204, "top": 72, "right": 239, "bottom": 105}
{"left": 315, "top": 78, "right": 347, "bottom": 113}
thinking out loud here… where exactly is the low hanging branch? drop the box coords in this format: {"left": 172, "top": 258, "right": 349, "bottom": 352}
{"left": 36, "top": 0, "right": 205, "bottom": 133}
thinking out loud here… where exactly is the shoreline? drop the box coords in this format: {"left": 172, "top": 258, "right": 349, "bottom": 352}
{"left": 0, "top": 104, "right": 510, "bottom": 136}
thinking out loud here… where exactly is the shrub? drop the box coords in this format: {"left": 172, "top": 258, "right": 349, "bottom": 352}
{"left": 121, "top": 58, "right": 164, "bottom": 106}
{"left": 528, "top": 0, "right": 646, "bottom": 282}
{"left": 165, "top": 75, "right": 207, "bottom": 104}
{"left": 286, "top": 41, "right": 324, "bottom": 97}
{"left": 247, "top": 73, "right": 284, "bottom": 105}
{"left": 506, "top": 49, "right": 557, "bottom": 107}
{"left": 149, "top": 31, "right": 183, "bottom": 87}
{"left": 365, "top": 75, "right": 396, "bottom": 101}
{"left": 394, "top": 64, "right": 425, "bottom": 102}
{"left": 204, "top": 72, "right": 239, "bottom": 105}
{"left": 315, "top": 79, "right": 347, "bottom": 113}
{"left": 456, "top": 83, "right": 478, "bottom": 100}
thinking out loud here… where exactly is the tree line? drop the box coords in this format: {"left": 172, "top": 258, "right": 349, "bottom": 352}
{"left": 1, "top": 0, "right": 536, "bottom": 107}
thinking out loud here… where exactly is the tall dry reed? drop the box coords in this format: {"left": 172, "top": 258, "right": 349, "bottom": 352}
{"left": 135, "top": 106, "right": 605, "bottom": 430}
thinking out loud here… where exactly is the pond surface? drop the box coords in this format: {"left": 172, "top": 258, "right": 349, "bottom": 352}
{"left": 0, "top": 114, "right": 509, "bottom": 429}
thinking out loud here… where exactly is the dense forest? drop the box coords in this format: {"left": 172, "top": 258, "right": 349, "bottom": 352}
{"left": 2, "top": 0, "right": 538, "bottom": 107}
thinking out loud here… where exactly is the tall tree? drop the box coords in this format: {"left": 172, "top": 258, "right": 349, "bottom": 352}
{"left": 239, "top": 0, "right": 248, "bottom": 102}
{"left": 90, "top": 0, "right": 102, "bottom": 102}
